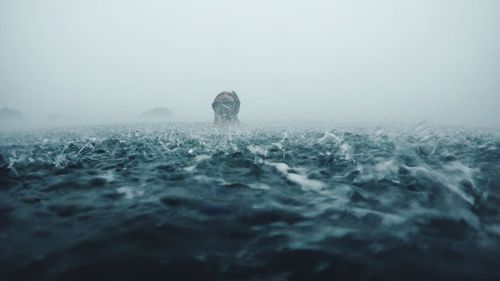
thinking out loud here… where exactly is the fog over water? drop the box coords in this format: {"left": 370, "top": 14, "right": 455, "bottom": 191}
{"left": 1, "top": 0, "right": 499, "bottom": 126}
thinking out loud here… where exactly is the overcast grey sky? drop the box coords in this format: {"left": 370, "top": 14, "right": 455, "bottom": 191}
{"left": 1, "top": 0, "right": 499, "bottom": 126}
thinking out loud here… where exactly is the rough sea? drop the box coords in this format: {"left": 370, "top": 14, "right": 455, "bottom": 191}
{"left": 1, "top": 122, "right": 499, "bottom": 281}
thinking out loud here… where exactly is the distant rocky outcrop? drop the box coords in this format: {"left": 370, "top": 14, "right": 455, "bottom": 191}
{"left": 0, "top": 107, "right": 25, "bottom": 121}
{"left": 48, "top": 114, "right": 69, "bottom": 121}
{"left": 139, "top": 107, "right": 174, "bottom": 120}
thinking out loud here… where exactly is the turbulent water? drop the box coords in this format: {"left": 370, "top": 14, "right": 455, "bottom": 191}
{"left": 1, "top": 123, "right": 499, "bottom": 281}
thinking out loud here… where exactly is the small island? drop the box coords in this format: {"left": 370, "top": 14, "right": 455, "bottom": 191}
{"left": 0, "top": 107, "right": 25, "bottom": 121}
{"left": 139, "top": 107, "right": 174, "bottom": 121}
{"left": 48, "top": 114, "right": 68, "bottom": 121}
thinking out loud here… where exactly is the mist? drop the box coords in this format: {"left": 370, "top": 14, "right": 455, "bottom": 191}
{"left": 1, "top": 0, "right": 499, "bottom": 127}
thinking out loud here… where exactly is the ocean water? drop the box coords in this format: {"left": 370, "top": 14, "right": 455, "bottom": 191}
{"left": 0, "top": 122, "right": 499, "bottom": 281}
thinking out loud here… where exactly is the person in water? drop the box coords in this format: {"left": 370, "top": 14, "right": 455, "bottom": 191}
{"left": 212, "top": 91, "right": 240, "bottom": 126}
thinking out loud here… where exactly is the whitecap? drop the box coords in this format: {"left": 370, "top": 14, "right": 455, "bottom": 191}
{"left": 248, "top": 183, "right": 271, "bottom": 190}
{"left": 183, "top": 154, "right": 211, "bottom": 172}
{"left": 317, "top": 132, "right": 341, "bottom": 144}
{"left": 339, "top": 142, "right": 353, "bottom": 160}
{"left": 267, "top": 162, "right": 326, "bottom": 192}
{"left": 247, "top": 144, "right": 268, "bottom": 157}
{"left": 287, "top": 173, "right": 325, "bottom": 191}
{"left": 268, "top": 162, "right": 290, "bottom": 174}
{"left": 352, "top": 207, "right": 406, "bottom": 226}
{"left": 116, "top": 186, "right": 144, "bottom": 199}
{"left": 195, "top": 154, "right": 211, "bottom": 162}
{"left": 98, "top": 170, "right": 115, "bottom": 182}
{"left": 405, "top": 161, "right": 478, "bottom": 205}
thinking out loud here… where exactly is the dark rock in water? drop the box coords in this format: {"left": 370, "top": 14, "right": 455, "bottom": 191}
{"left": 0, "top": 107, "right": 25, "bottom": 121}
{"left": 212, "top": 91, "right": 240, "bottom": 126}
{"left": 139, "top": 107, "right": 174, "bottom": 120}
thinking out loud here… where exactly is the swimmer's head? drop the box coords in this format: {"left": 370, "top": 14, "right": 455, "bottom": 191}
{"left": 212, "top": 91, "right": 240, "bottom": 125}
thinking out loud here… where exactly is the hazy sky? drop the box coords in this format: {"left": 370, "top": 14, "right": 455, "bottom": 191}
{"left": 1, "top": 0, "right": 499, "bottom": 126}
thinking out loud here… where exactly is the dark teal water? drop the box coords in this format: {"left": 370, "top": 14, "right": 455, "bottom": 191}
{"left": 1, "top": 123, "right": 499, "bottom": 281}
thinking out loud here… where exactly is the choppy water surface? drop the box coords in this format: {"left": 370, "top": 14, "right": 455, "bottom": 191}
{"left": 1, "top": 123, "right": 499, "bottom": 281}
